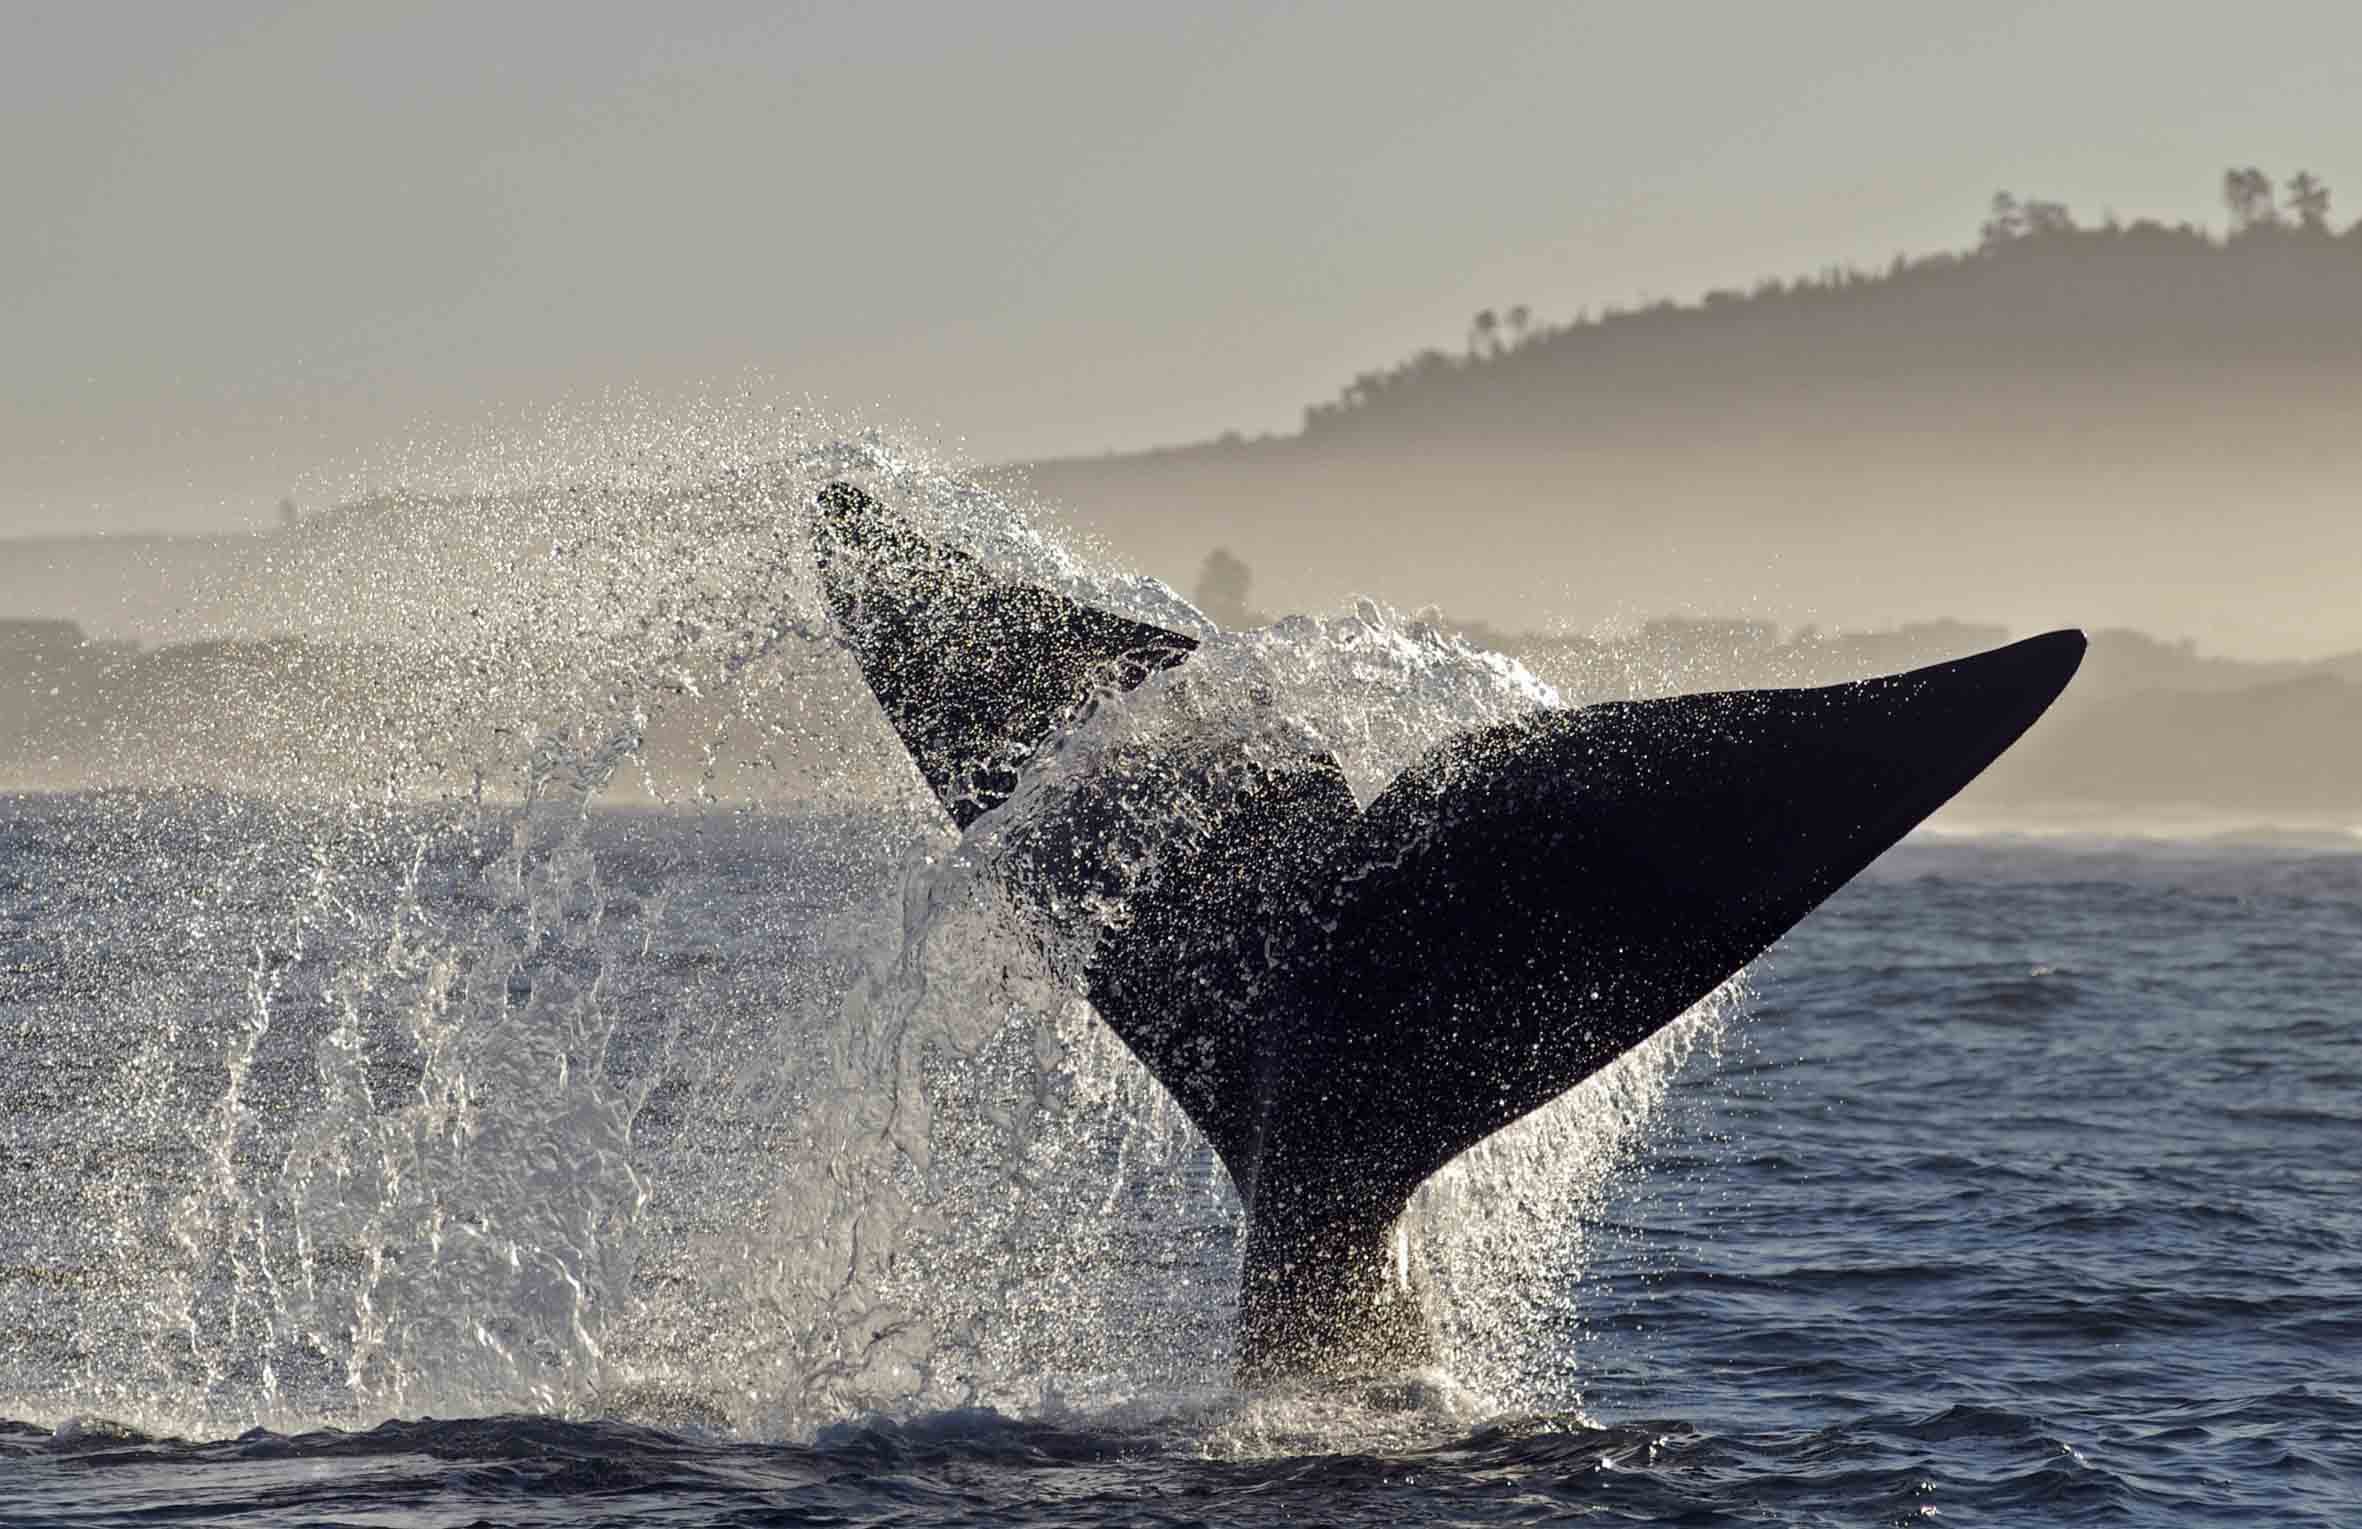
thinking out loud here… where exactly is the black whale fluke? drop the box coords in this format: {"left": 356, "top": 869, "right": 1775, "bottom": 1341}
{"left": 812, "top": 481, "right": 2084, "bottom": 1382}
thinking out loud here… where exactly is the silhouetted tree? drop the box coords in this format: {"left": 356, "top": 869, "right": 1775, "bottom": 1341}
{"left": 1468, "top": 308, "right": 1500, "bottom": 357}
{"left": 1194, "top": 547, "right": 1257, "bottom": 629}
{"left": 1506, "top": 304, "right": 1532, "bottom": 348}
{"left": 2022, "top": 198, "right": 2075, "bottom": 237}
{"left": 2286, "top": 171, "right": 2332, "bottom": 232}
{"left": 1981, "top": 190, "right": 2024, "bottom": 247}
{"left": 2223, "top": 166, "right": 2277, "bottom": 232}
{"left": 1986, "top": 192, "right": 2073, "bottom": 244}
{"left": 277, "top": 496, "right": 299, "bottom": 530}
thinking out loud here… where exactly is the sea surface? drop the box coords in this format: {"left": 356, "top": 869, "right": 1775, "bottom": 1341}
{"left": 1, "top": 795, "right": 2354, "bottom": 1527}
{"left": 0, "top": 441, "right": 2356, "bottom": 1524}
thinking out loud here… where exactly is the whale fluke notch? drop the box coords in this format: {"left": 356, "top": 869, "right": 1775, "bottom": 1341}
{"left": 812, "top": 479, "right": 2086, "bottom": 1383}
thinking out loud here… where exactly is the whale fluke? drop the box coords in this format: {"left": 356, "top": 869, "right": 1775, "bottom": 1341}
{"left": 812, "top": 481, "right": 2085, "bottom": 1381}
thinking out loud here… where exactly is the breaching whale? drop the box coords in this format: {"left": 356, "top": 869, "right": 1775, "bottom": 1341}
{"left": 811, "top": 481, "right": 2083, "bottom": 1383}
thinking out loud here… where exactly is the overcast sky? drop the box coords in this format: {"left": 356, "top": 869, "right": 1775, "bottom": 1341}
{"left": 7, "top": 0, "right": 2360, "bottom": 537}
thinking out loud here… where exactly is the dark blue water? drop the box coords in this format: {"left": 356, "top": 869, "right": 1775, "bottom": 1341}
{"left": 2, "top": 793, "right": 2357, "bottom": 1525}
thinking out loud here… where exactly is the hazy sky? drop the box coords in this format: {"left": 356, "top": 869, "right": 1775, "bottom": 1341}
{"left": 8, "top": 0, "right": 2360, "bottom": 536}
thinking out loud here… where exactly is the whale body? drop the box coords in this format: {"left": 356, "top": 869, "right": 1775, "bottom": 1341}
{"left": 811, "top": 481, "right": 2084, "bottom": 1382}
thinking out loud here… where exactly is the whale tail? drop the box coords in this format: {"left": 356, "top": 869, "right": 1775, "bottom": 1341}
{"left": 813, "top": 482, "right": 2084, "bottom": 1379}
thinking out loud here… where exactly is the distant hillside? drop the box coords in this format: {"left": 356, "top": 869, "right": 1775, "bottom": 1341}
{"left": 6, "top": 616, "right": 2359, "bottom": 828}
{"left": 1015, "top": 180, "right": 2362, "bottom": 657}
{"left": 1295, "top": 214, "right": 2362, "bottom": 448}
{"left": 9, "top": 177, "right": 2360, "bottom": 655}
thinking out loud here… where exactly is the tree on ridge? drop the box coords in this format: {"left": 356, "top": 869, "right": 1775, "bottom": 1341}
{"left": 2223, "top": 167, "right": 2277, "bottom": 232}
{"left": 2286, "top": 171, "right": 2332, "bottom": 232}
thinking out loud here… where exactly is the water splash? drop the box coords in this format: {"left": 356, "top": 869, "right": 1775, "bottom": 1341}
{"left": 1418, "top": 982, "right": 1741, "bottom": 1412}
{"left": 1, "top": 400, "right": 1737, "bottom": 1442}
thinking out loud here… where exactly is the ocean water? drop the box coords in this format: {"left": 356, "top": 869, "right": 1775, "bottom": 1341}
{"left": 5, "top": 805, "right": 2356, "bottom": 1526}
{"left": 1, "top": 439, "right": 2357, "bottom": 1524}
